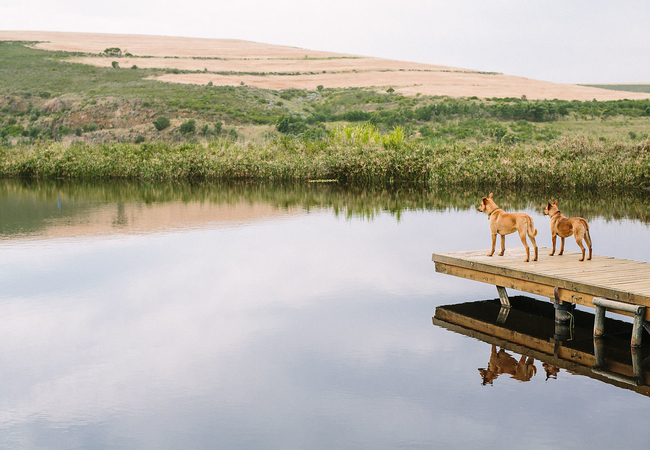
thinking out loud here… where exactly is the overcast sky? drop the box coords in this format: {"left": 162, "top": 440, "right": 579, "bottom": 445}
{"left": 2, "top": 0, "right": 649, "bottom": 84}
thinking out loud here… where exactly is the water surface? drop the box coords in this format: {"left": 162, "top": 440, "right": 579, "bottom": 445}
{"left": 1, "top": 180, "right": 649, "bottom": 449}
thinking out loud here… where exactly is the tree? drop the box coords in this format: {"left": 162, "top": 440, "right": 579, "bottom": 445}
{"left": 386, "top": 87, "right": 395, "bottom": 94}
{"left": 103, "top": 47, "right": 122, "bottom": 56}
{"left": 153, "top": 116, "right": 171, "bottom": 131}
{"left": 276, "top": 115, "right": 290, "bottom": 133}
{"left": 180, "top": 119, "right": 196, "bottom": 134}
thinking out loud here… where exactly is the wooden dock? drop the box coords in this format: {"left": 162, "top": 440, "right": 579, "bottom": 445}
{"left": 433, "top": 297, "right": 650, "bottom": 395}
{"left": 432, "top": 247, "right": 650, "bottom": 323}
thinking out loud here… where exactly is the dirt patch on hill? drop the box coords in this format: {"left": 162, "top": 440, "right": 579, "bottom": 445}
{"left": 2, "top": 30, "right": 649, "bottom": 101}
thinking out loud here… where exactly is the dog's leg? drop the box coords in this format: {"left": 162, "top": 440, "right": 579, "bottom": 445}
{"left": 585, "top": 228, "right": 593, "bottom": 260}
{"left": 498, "top": 234, "right": 506, "bottom": 256}
{"left": 518, "top": 228, "right": 530, "bottom": 262}
{"left": 529, "top": 232, "right": 538, "bottom": 262}
{"left": 550, "top": 233, "right": 556, "bottom": 256}
{"left": 488, "top": 233, "right": 497, "bottom": 256}
{"left": 526, "top": 227, "right": 538, "bottom": 261}
{"left": 559, "top": 237, "right": 565, "bottom": 256}
{"left": 575, "top": 233, "right": 586, "bottom": 261}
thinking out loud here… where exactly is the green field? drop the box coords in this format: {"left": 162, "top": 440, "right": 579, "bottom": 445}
{"left": 583, "top": 84, "right": 650, "bottom": 94}
{"left": 1, "top": 40, "right": 650, "bottom": 192}
{"left": 2, "top": 40, "right": 650, "bottom": 145}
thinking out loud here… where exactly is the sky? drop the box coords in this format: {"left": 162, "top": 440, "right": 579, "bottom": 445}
{"left": 1, "top": 0, "right": 649, "bottom": 84}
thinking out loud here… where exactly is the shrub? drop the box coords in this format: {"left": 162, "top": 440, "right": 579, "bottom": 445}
{"left": 104, "top": 47, "right": 122, "bottom": 56}
{"left": 131, "top": 65, "right": 138, "bottom": 70}
{"left": 153, "top": 116, "right": 171, "bottom": 131}
{"left": 180, "top": 119, "right": 196, "bottom": 134}
{"left": 75, "top": 127, "right": 82, "bottom": 137}
{"left": 111, "top": 61, "right": 119, "bottom": 69}
{"left": 134, "top": 135, "right": 145, "bottom": 143}
{"left": 28, "top": 125, "right": 42, "bottom": 138}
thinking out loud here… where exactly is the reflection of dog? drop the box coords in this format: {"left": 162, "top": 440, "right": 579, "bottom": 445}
{"left": 479, "top": 345, "right": 537, "bottom": 385}
{"left": 543, "top": 200, "right": 592, "bottom": 261}
{"left": 478, "top": 193, "right": 538, "bottom": 262}
{"left": 543, "top": 363, "right": 560, "bottom": 381}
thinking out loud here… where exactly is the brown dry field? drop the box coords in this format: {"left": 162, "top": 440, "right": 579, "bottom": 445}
{"left": 2, "top": 30, "right": 649, "bottom": 101}
{"left": 8, "top": 201, "right": 301, "bottom": 240}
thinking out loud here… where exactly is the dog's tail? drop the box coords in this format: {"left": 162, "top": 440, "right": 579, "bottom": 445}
{"left": 584, "top": 221, "right": 592, "bottom": 249}
{"left": 528, "top": 216, "right": 538, "bottom": 237}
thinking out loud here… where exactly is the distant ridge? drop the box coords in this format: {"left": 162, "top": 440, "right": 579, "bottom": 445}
{"left": 2, "top": 30, "right": 649, "bottom": 101}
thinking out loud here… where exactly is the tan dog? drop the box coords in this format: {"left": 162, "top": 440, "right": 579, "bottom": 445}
{"left": 478, "top": 345, "right": 537, "bottom": 385}
{"left": 543, "top": 363, "right": 560, "bottom": 381}
{"left": 543, "top": 200, "right": 592, "bottom": 261}
{"left": 478, "top": 193, "right": 538, "bottom": 262}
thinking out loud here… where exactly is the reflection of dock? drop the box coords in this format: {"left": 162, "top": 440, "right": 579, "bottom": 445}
{"left": 433, "top": 248, "right": 650, "bottom": 345}
{"left": 433, "top": 297, "right": 650, "bottom": 396}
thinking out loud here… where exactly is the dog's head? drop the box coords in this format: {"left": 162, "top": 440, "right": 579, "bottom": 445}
{"left": 478, "top": 193, "right": 493, "bottom": 213}
{"left": 543, "top": 199, "right": 559, "bottom": 216}
{"left": 478, "top": 368, "right": 497, "bottom": 385}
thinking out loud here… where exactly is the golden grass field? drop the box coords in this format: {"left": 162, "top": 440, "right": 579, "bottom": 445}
{"left": 2, "top": 30, "right": 649, "bottom": 101}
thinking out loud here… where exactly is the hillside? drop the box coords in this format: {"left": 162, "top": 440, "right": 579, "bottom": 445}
{"left": 2, "top": 31, "right": 650, "bottom": 147}
{"left": 2, "top": 31, "right": 648, "bottom": 101}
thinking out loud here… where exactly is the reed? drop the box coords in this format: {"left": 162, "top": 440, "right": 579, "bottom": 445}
{"left": 1, "top": 125, "right": 649, "bottom": 193}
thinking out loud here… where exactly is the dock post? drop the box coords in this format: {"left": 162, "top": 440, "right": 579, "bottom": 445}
{"left": 631, "top": 347, "right": 645, "bottom": 385}
{"left": 496, "top": 286, "right": 510, "bottom": 308}
{"left": 594, "top": 304, "right": 606, "bottom": 337}
{"left": 631, "top": 306, "right": 646, "bottom": 348}
{"left": 496, "top": 306, "right": 510, "bottom": 324}
{"left": 553, "top": 287, "right": 573, "bottom": 324}
{"left": 593, "top": 298, "right": 645, "bottom": 346}
{"left": 593, "top": 337, "right": 605, "bottom": 369}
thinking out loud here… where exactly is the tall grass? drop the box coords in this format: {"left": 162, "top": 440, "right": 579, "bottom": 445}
{"left": 1, "top": 125, "right": 649, "bottom": 193}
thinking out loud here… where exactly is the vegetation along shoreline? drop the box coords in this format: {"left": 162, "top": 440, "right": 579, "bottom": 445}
{"left": 2, "top": 125, "right": 649, "bottom": 194}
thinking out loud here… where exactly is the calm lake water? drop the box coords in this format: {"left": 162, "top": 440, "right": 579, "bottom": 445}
{"left": 0, "top": 180, "right": 649, "bottom": 449}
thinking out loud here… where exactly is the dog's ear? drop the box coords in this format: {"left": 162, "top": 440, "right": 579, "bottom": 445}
{"left": 481, "top": 197, "right": 488, "bottom": 204}
{"left": 553, "top": 199, "right": 558, "bottom": 206}
{"left": 488, "top": 193, "right": 493, "bottom": 199}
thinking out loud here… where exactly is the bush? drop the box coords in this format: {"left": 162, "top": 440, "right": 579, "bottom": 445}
{"left": 153, "top": 116, "right": 171, "bottom": 131}
{"left": 111, "top": 61, "right": 119, "bottom": 69}
{"left": 28, "top": 125, "right": 42, "bottom": 138}
{"left": 104, "top": 47, "right": 122, "bottom": 56}
{"left": 134, "top": 135, "right": 145, "bottom": 143}
{"left": 180, "top": 119, "right": 196, "bottom": 134}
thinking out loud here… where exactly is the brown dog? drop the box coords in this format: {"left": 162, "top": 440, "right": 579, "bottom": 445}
{"left": 478, "top": 345, "right": 537, "bottom": 385}
{"left": 543, "top": 200, "right": 592, "bottom": 261}
{"left": 478, "top": 193, "right": 538, "bottom": 262}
